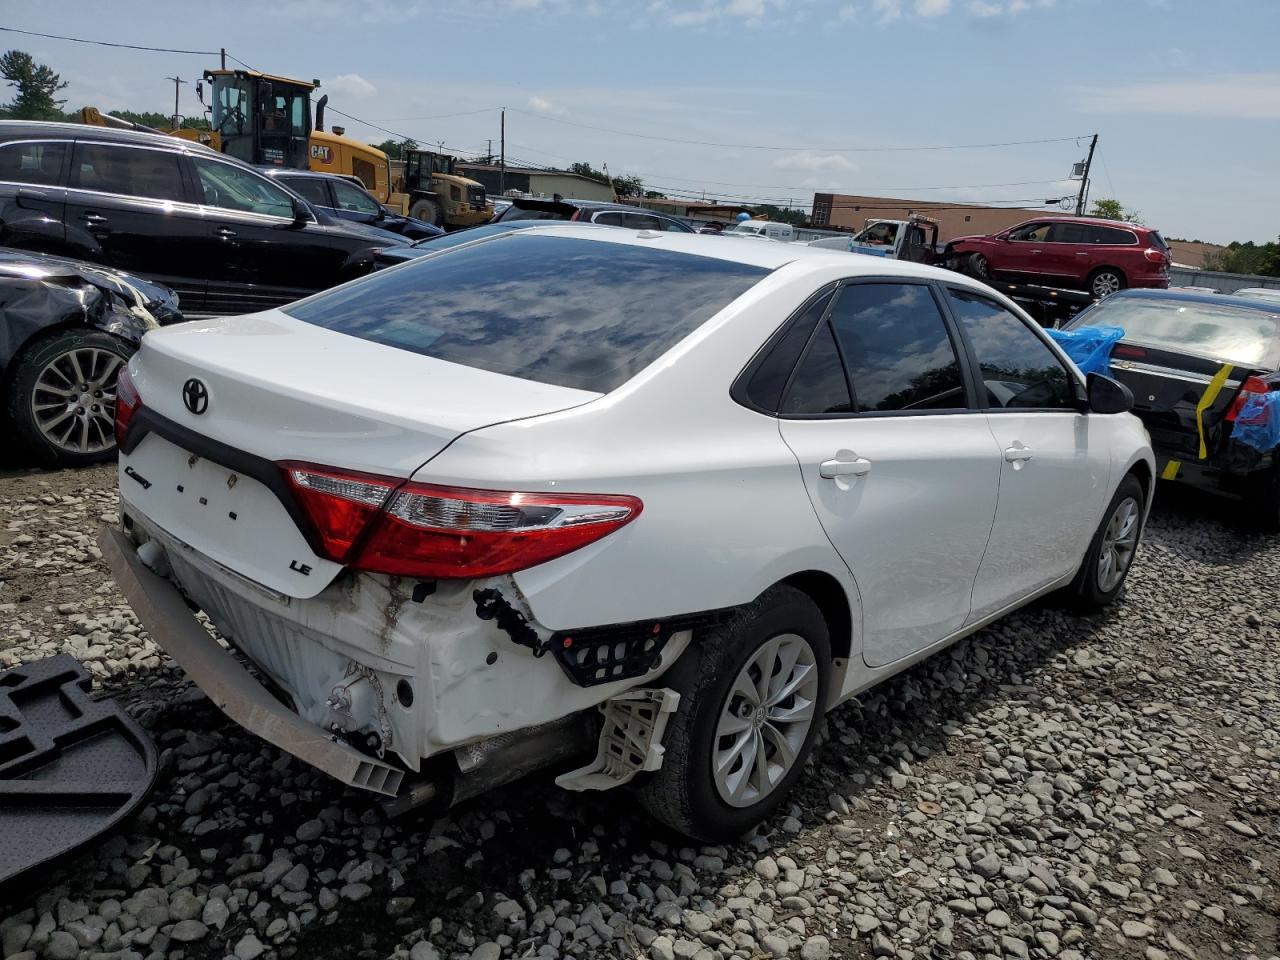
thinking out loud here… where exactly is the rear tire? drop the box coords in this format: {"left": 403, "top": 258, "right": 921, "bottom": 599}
{"left": 635, "top": 585, "right": 831, "bottom": 841}
{"left": 409, "top": 197, "right": 443, "bottom": 227}
{"left": 1088, "top": 267, "right": 1126, "bottom": 298}
{"left": 5, "top": 328, "right": 132, "bottom": 467}
{"left": 1069, "top": 474, "right": 1145, "bottom": 611}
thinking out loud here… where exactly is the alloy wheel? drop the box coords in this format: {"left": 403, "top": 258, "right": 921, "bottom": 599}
{"left": 713, "top": 633, "right": 820, "bottom": 808}
{"left": 1092, "top": 272, "right": 1122, "bottom": 297}
{"left": 30, "top": 348, "right": 123, "bottom": 455}
{"left": 1097, "top": 496, "right": 1140, "bottom": 592}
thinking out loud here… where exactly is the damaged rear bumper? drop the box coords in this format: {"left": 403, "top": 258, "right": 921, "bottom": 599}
{"left": 99, "top": 525, "right": 405, "bottom": 796}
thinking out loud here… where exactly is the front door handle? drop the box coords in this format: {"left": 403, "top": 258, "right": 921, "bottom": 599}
{"left": 819, "top": 457, "right": 872, "bottom": 479}
{"left": 217, "top": 227, "right": 237, "bottom": 239}
{"left": 1003, "top": 445, "right": 1034, "bottom": 463}
{"left": 80, "top": 212, "right": 108, "bottom": 226}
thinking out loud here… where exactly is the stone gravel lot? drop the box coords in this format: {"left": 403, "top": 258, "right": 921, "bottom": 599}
{"left": 0, "top": 464, "right": 1276, "bottom": 960}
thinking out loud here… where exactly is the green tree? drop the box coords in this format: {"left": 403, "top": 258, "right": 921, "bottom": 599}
{"left": 569, "top": 161, "right": 609, "bottom": 184}
{"left": 753, "top": 203, "right": 807, "bottom": 226}
{"left": 612, "top": 174, "right": 645, "bottom": 198}
{"left": 375, "top": 138, "right": 418, "bottom": 160}
{"left": 0, "top": 50, "right": 68, "bottom": 120}
{"left": 108, "top": 109, "right": 210, "bottom": 131}
{"left": 1202, "top": 238, "right": 1280, "bottom": 277}
{"left": 1089, "top": 198, "right": 1142, "bottom": 224}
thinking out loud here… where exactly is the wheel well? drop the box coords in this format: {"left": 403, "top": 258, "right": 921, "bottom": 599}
{"left": 781, "top": 571, "right": 852, "bottom": 663}
{"left": 1089, "top": 265, "right": 1127, "bottom": 282}
{"left": 1127, "top": 459, "right": 1153, "bottom": 505}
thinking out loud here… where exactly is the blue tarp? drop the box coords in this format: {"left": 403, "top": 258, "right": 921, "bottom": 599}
{"left": 1044, "top": 325, "right": 1126, "bottom": 377}
{"left": 1231, "top": 390, "right": 1280, "bottom": 453}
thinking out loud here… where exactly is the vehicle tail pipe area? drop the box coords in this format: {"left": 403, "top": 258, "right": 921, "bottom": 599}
{"left": 380, "top": 713, "right": 596, "bottom": 818}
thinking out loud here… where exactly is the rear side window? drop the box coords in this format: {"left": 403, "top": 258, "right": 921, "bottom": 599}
{"left": 1088, "top": 226, "right": 1138, "bottom": 245}
{"left": 71, "top": 143, "right": 185, "bottom": 202}
{"left": 781, "top": 321, "right": 852, "bottom": 415}
{"left": 282, "top": 177, "right": 331, "bottom": 206}
{"left": 1149, "top": 231, "right": 1169, "bottom": 251}
{"left": 286, "top": 234, "right": 769, "bottom": 393}
{"left": 0, "top": 140, "right": 66, "bottom": 186}
{"left": 829, "top": 283, "right": 967, "bottom": 412}
{"left": 744, "top": 290, "right": 834, "bottom": 412}
{"left": 1048, "top": 222, "right": 1091, "bottom": 244}
{"left": 948, "top": 289, "right": 1075, "bottom": 410}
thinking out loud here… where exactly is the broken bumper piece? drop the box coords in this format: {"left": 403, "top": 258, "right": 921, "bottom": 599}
{"left": 0, "top": 653, "right": 158, "bottom": 890}
{"left": 98, "top": 525, "right": 404, "bottom": 797}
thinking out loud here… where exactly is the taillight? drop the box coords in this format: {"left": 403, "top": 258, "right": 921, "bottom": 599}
{"left": 114, "top": 365, "right": 141, "bottom": 447}
{"left": 1226, "top": 376, "right": 1271, "bottom": 422}
{"left": 281, "top": 464, "right": 642, "bottom": 579}
{"left": 1143, "top": 247, "right": 1166, "bottom": 264}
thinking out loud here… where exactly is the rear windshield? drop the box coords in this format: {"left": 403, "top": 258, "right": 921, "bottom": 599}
{"left": 1149, "top": 230, "right": 1168, "bottom": 250}
{"left": 286, "top": 234, "right": 769, "bottom": 392}
{"left": 1072, "top": 296, "right": 1280, "bottom": 367}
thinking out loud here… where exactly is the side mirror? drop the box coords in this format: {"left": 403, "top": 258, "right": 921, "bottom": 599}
{"left": 1087, "top": 373, "right": 1133, "bottom": 414}
{"left": 289, "top": 197, "right": 309, "bottom": 228}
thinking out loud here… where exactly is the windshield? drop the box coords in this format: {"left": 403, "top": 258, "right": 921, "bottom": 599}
{"left": 286, "top": 234, "right": 770, "bottom": 392}
{"left": 727, "top": 223, "right": 763, "bottom": 235}
{"left": 210, "top": 75, "right": 250, "bottom": 137}
{"left": 1072, "top": 295, "right": 1280, "bottom": 367}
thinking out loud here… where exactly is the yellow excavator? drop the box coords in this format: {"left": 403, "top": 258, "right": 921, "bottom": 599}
{"left": 81, "top": 68, "right": 492, "bottom": 229}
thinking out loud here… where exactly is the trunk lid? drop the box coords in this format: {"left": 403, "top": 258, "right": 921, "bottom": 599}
{"left": 121, "top": 310, "right": 598, "bottom": 597}
{"left": 1109, "top": 342, "right": 1258, "bottom": 460}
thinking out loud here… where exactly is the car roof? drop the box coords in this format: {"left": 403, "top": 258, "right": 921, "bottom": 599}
{"left": 1008, "top": 214, "right": 1147, "bottom": 231}
{"left": 262, "top": 168, "right": 347, "bottom": 182}
{"left": 1107, "top": 288, "right": 1280, "bottom": 312}
{"left": 0, "top": 119, "right": 219, "bottom": 153}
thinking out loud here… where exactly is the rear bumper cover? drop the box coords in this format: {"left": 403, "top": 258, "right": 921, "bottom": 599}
{"left": 98, "top": 525, "right": 405, "bottom": 796}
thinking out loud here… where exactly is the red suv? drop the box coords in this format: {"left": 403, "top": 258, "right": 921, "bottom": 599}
{"left": 947, "top": 217, "right": 1171, "bottom": 298}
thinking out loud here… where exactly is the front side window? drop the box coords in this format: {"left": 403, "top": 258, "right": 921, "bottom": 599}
{"left": 193, "top": 157, "right": 295, "bottom": 218}
{"left": 286, "top": 234, "right": 769, "bottom": 393}
{"left": 0, "top": 140, "right": 66, "bottom": 186}
{"left": 70, "top": 143, "right": 185, "bottom": 202}
{"left": 829, "top": 283, "right": 967, "bottom": 413}
{"left": 948, "top": 289, "right": 1075, "bottom": 410}
{"left": 1008, "top": 222, "right": 1051, "bottom": 242}
{"left": 332, "top": 179, "right": 382, "bottom": 215}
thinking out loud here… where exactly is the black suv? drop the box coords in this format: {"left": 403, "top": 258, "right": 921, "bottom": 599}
{"left": 0, "top": 122, "right": 408, "bottom": 314}
{"left": 261, "top": 168, "right": 445, "bottom": 242}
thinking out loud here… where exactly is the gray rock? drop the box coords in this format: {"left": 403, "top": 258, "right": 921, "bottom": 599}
{"left": 650, "top": 936, "right": 676, "bottom": 960}
{"left": 295, "top": 819, "right": 325, "bottom": 842}
{"left": 169, "top": 919, "right": 209, "bottom": 942}
{"left": 409, "top": 943, "right": 441, "bottom": 960}
{"left": 235, "top": 933, "right": 266, "bottom": 960}
{"left": 1121, "top": 920, "right": 1154, "bottom": 939}
{"left": 973, "top": 852, "right": 1001, "bottom": 879}
{"left": 801, "top": 935, "right": 832, "bottom": 960}
{"left": 281, "top": 863, "right": 309, "bottom": 893}
{"left": 45, "top": 931, "right": 79, "bottom": 960}
{"left": 470, "top": 944, "right": 501, "bottom": 960}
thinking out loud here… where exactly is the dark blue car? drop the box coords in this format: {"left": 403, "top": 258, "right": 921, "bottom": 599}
{"left": 262, "top": 169, "right": 445, "bottom": 242}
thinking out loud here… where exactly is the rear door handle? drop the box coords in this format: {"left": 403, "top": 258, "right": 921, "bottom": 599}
{"left": 80, "top": 212, "right": 108, "bottom": 226}
{"left": 1003, "top": 445, "right": 1034, "bottom": 463}
{"left": 217, "top": 227, "right": 237, "bottom": 238}
{"left": 819, "top": 457, "right": 872, "bottom": 479}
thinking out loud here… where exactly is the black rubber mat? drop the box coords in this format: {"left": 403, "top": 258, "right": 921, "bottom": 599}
{"left": 0, "top": 653, "right": 158, "bottom": 890}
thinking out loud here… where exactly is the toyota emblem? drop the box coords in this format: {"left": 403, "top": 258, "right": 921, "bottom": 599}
{"left": 182, "top": 378, "right": 209, "bottom": 415}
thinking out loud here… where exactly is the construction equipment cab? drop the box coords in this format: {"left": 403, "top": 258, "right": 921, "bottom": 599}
{"left": 205, "top": 69, "right": 313, "bottom": 168}
{"left": 401, "top": 150, "right": 492, "bottom": 230}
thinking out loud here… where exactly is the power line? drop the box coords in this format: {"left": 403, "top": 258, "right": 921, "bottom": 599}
{"left": 507, "top": 108, "right": 1091, "bottom": 154}
{"left": 0, "top": 26, "right": 218, "bottom": 56}
{"left": 371, "top": 108, "right": 503, "bottom": 122}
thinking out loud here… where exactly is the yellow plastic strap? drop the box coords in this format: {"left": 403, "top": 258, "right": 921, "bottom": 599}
{"left": 1196, "top": 363, "right": 1234, "bottom": 460}
{"left": 1161, "top": 460, "right": 1181, "bottom": 480}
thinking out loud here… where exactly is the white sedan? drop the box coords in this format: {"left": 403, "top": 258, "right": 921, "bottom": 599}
{"left": 102, "top": 225, "right": 1154, "bottom": 840}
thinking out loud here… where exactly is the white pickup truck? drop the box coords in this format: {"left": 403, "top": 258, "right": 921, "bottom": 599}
{"left": 808, "top": 216, "right": 942, "bottom": 262}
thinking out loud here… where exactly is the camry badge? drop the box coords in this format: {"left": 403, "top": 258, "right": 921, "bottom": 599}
{"left": 183, "top": 378, "right": 209, "bottom": 415}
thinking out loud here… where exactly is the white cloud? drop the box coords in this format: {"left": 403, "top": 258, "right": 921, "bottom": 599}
{"left": 968, "top": 0, "right": 1052, "bottom": 15}
{"left": 666, "top": 0, "right": 767, "bottom": 26}
{"left": 526, "top": 95, "right": 567, "bottom": 116}
{"left": 1072, "top": 73, "right": 1280, "bottom": 120}
{"left": 872, "top": 0, "right": 902, "bottom": 21}
{"left": 773, "top": 151, "right": 855, "bottom": 172}
{"left": 508, "top": 0, "right": 541, "bottom": 7}
{"left": 325, "top": 73, "right": 377, "bottom": 98}
{"left": 915, "top": 0, "right": 951, "bottom": 15}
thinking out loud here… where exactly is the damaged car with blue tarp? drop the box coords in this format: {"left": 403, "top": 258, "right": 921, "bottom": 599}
{"left": 1064, "top": 288, "right": 1280, "bottom": 529}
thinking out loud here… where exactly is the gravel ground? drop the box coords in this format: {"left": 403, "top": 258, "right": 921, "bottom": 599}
{"left": 0, "top": 464, "right": 1277, "bottom": 960}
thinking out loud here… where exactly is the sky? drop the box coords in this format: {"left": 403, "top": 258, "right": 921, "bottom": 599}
{"left": 3, "top": 0, "right": 1277, "bottom": 245}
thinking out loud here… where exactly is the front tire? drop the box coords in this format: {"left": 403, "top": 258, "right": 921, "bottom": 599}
{"left": 635, "top": 585, "right": 831, "bottom": 841}
{"left": 1069, "top": 474, "right": 1144, "bottom": 611}
{"left": 966, "top": 253, "right": 991, "bottom": 280}
{"left": 5, "top": 329, "right": 132, "bottom": 467}
{"left": 409, "top": 197, "right": 443, "bottom": 227}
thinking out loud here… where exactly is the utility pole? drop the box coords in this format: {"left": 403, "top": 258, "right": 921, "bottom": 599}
{"left": 220, "top": 48, "right": 226, "bottom": 69}
{"left": 1075, "top": 134, "right": 1098, "bottom": 216}
{"left": 499, "top": 109, "right": 506, "bottom": 194}
{"left": 486, "top": 139, "right": 493, "bottom": 164}
{"left": 165, "top": 76, "right": 187, "bottom": 129}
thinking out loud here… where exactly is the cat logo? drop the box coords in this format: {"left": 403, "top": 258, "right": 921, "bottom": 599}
{"left": 310, "top": 144, "right": 332, "bottom": 163}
